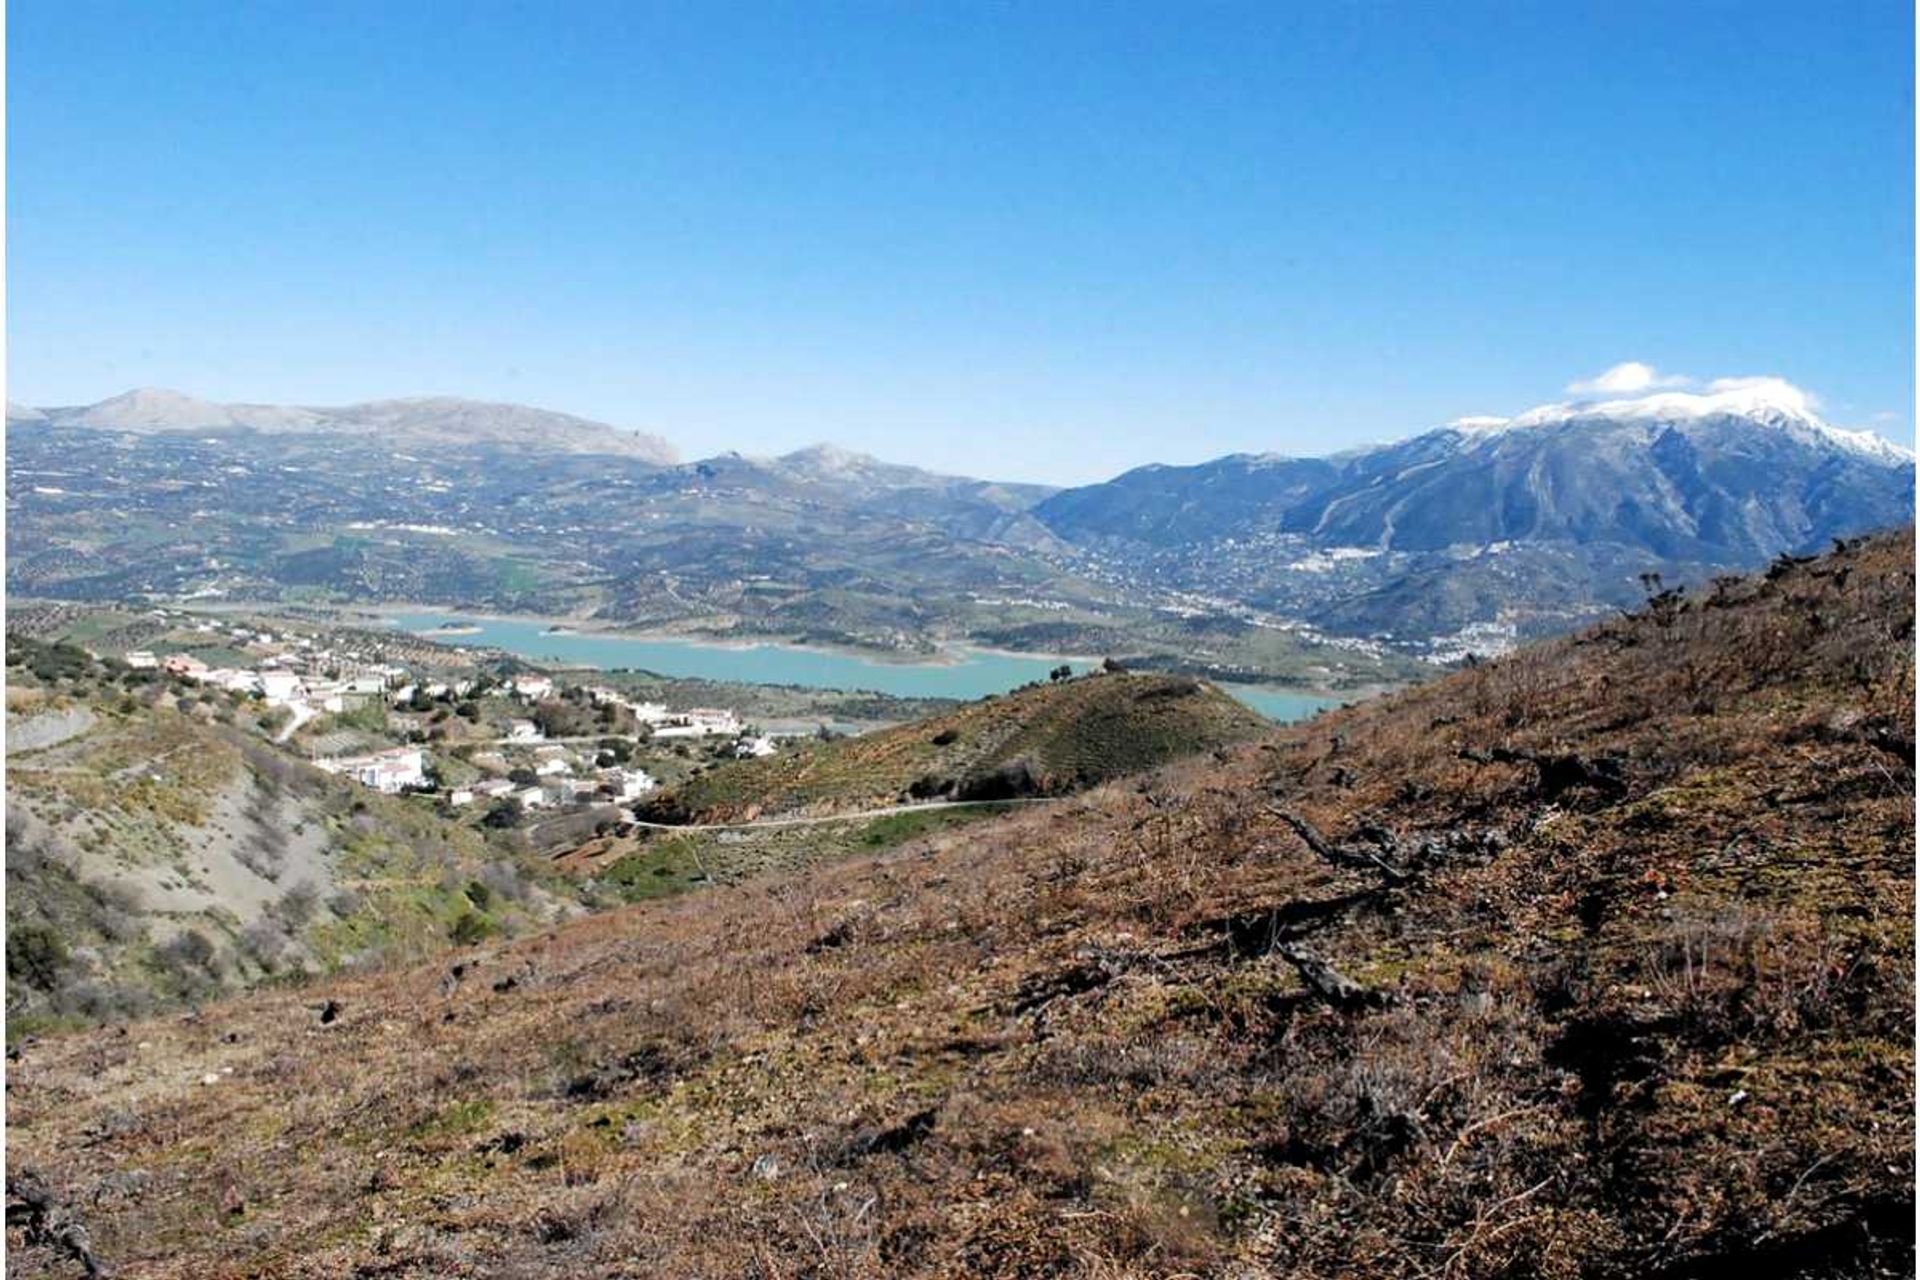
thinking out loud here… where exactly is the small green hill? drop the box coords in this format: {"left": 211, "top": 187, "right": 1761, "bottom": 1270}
{"left": 646, "top": 671, "right": 1273, "bottom": 823}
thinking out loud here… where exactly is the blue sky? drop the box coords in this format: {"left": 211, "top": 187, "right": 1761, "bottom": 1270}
{"left": 8, "top": 1, "right": 1913, "bottom": 483}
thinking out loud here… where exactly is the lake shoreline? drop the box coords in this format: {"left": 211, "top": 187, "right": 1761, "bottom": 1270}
{"left": 350, "top": 602, "right": 1119, "bottom": 672}
{"left": 212, "top": 598, "right": 1376, "bottom": 713}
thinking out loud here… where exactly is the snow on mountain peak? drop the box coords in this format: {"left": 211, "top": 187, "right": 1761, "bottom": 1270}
{"left": 1450, "top": 375, "right": 1912, "bottom": 464}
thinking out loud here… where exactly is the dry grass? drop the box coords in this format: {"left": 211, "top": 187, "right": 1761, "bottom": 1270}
{"left": 6, "top": 532, "right": 1913, "bottom": 1278}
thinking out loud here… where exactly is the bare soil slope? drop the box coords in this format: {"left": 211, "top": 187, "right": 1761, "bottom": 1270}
{"left": 6, "top": 533, "right": 1912, "bottom": 1279}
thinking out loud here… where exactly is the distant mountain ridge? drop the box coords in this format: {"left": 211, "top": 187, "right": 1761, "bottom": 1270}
{"left": 1035, "top": 387, "right": 1912, "bottom": 563}
{"left": 1028, "top": 386, "right": 1913, "bottom": 646}
{"left": 7, "top": 387, "right": 680, "bottom": 465}
{"left": 7, "top": 379, "right": 1913, "bottom": 661}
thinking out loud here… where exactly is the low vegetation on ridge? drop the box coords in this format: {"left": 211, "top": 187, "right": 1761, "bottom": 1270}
{"left": 642, "top": 669, "right": 1272, "bottom": 824}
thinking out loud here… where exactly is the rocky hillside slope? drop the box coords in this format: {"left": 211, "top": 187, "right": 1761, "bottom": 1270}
{"left": 5, "top": 532, "right": 1911, "bottom": 1278}
{"left": 5, "top": 641, "right": 571, "bottom": 1040}
{"left": 644, "top": 670, "right": 1271, "bottom": 823}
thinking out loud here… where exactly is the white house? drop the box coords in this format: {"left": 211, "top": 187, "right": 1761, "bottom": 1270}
{"left": 506, "top": 719, "right": 543, "bottom": 742}
{"left": 124, "top": 650, "right": 158, "bottom": 670}
{"left": 511, "top": 674, "right": 555, "bottom": 701}
{"left": 513, "top": 786, "right": 552, "bottom": 811}
{"left": 318, "top": 747, "right": 427, "bottom": 795}
{"left": 599, "top": 768, "right": 657, "bottom": 801}
{"left": 734, "top": 734, "right": 778, "bottom": 759}
{"left": 535, "top": 757, "right": 573, "bottom": 777}
{"left": 258, "top": 670, "right": 303, "bottom": 705}
{"left": 447, "top": 787, "right": 476, "bottom": 807}
{"left": 205, "top": 669, "right": 261, "bottom": 695}
{"left": 471, "top": 778, "right": 516, "bottom": 799}
{"left": 685, "top": 708, "right": 740, "bottom": 734}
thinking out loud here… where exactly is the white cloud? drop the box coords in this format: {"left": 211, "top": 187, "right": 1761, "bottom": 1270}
{"left": 1701, "top": 375, "right": 1821, "bottom": 415}
{"left": 1566, "top": 361, "right": 1690, "bottom": 395}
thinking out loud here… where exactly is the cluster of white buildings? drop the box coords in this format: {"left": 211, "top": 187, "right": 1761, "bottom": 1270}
{"left": 141, "top": 618, "right": 766, "bottom": 811}
{"left": 447, "top": 761, "right": 657, "bottom": 812}
{"left": 578, "top": 684, "right": 742, "bottom": 739}
{"left": 153, "top": 649, "right": 410, "bottom": 717}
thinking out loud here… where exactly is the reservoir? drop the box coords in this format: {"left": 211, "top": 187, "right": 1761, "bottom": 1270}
{"left": 389, "top": 612, "right": 1341, "bottom": 723}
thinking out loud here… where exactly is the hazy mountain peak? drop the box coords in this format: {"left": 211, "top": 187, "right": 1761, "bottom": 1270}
{"left": 780, "top": 442, "right": 876, "bottom": 471}
{"left": 14, "top": 389, "right": 678, "bottom": 464}
{"left": 75, "top": 387, "right": 242, "bottom": 429}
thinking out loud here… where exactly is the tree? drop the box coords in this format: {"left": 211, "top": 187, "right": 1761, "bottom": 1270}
{"left": 481, "top": 797, "right": 524, "bottom": 829}
{"left": 1049, "top": 664, "right": 1073, "bottom": 683}
{"left": 448, "top": 910, "right": 495, "bottom": 946}
{"left": 6, "top": 924, "right": 69, "bottom": 991}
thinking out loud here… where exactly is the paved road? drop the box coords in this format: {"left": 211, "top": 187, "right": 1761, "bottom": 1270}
{"left": 274, "top": 701, "right": 317, "bottom": 744}
{"left": 459, "top": 733, "right": 651, "bottom": 746}
{"left": 629, "top": 797, "right": 1060, "bottom": 832}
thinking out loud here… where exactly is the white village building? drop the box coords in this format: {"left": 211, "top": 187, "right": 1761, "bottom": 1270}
{"left": 511, "top": 674, "right": 555, "bottom": 701}
{"left": 318, "top": 747, "right": 427, "bottom": 795}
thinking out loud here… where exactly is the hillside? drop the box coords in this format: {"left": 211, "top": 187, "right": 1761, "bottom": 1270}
{"left": 5, "top": 532, "right": 1912, "bottom": 1279}
{"left": 644, "top": 671, "right": 1272, "bottom": 823}
{"left": 4, "top": 640, "right": 574, "bottom": 1040}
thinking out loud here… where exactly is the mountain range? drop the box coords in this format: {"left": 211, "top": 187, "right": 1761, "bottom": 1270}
{"left": 1033, "top": 379, "right": 1915, "bottom": 644}
{"left": 7, "top": 387, "right": 678, "bottom": 464}
{"left": 1038, "top": 382, "right": 1909, "bottom": 560}
{"left": 7, "top": 382, "right": 1912, "bottom": 667}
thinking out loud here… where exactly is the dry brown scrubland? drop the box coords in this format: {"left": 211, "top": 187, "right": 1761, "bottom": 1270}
{"left": 6, "top": 532, "right": 1914, "bottom": 1279}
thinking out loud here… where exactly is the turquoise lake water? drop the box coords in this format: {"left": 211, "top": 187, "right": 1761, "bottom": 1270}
{"left": 390, "top": 613, "right": 1341, "bottom": 724}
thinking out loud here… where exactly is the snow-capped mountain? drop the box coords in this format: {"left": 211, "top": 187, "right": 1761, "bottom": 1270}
{"left": 1034, "top": 382, "right": 1913, "bottom": 647}
{"left": 1037, "top": 383, "right": 1911, "bottom": 563}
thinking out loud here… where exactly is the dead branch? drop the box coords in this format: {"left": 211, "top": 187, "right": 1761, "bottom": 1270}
{"left": 1270, "top": 808, "right": 1413, "bottom": 883}
{"left": 1275, "top": 943, "right": 1394, "bottom": 1010}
